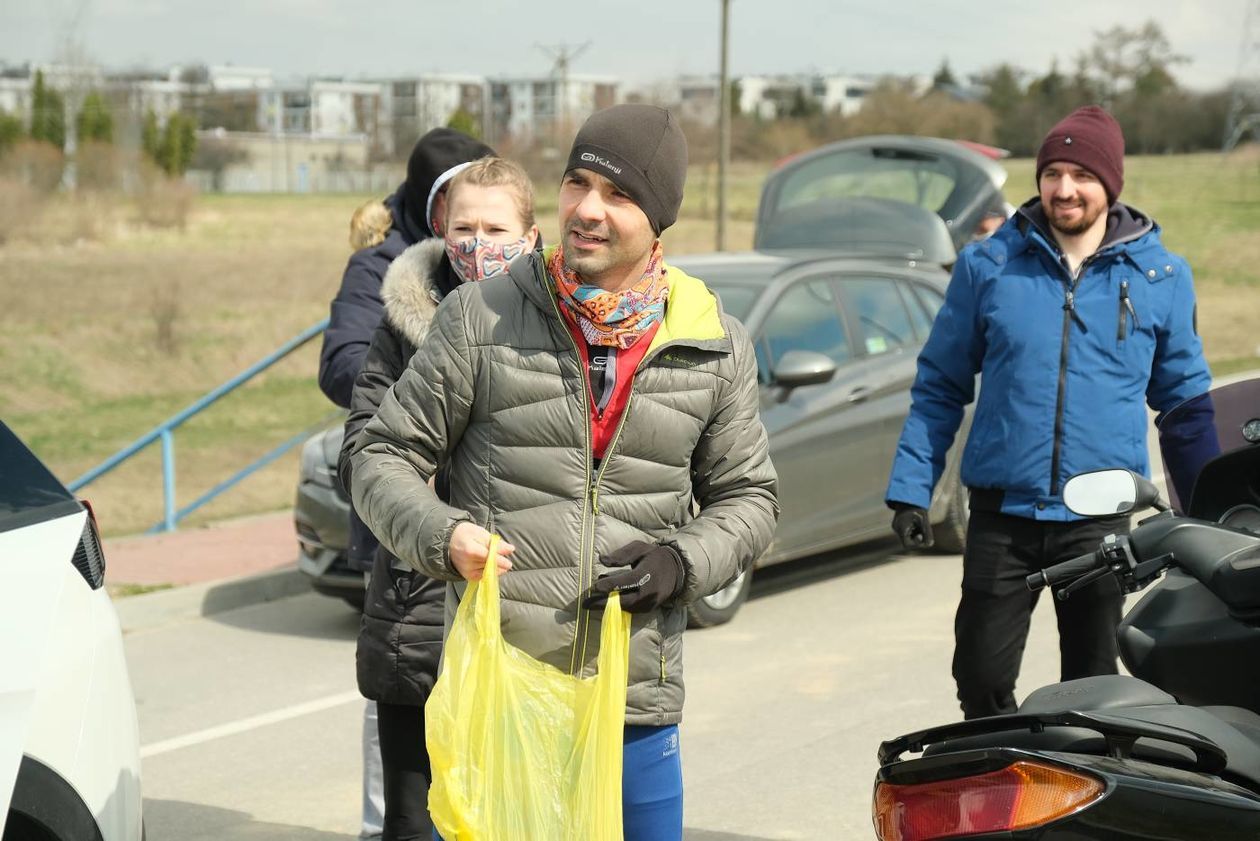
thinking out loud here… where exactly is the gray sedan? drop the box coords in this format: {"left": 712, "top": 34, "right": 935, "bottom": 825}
{"left": 671, "top": 250, "right": 969, "bottom": 626}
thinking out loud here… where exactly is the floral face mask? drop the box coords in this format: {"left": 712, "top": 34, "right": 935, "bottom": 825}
{"left": 445, "top": 235, "right": 531, "bottom": 283}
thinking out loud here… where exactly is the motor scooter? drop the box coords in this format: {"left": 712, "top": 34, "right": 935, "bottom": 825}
{"left": 872, "top": 378, "right": 1260, "bottom": 840}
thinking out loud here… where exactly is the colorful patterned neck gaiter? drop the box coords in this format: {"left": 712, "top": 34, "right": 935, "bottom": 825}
{"left": 550, "top": 242, "right": 670, "bottom": 350}
{"left": 445, "top": 235, "right": 531, "bottom": 283}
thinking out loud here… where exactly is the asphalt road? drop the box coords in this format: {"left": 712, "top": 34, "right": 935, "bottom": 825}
{"left": 124, "top": 341, "right": 1200, "bottom": 838}
{"left": 127, "top": 540, "right": 1069, "bottom": 840}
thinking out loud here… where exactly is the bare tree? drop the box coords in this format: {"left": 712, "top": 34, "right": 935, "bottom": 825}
{"left": 1086, "top": 21, "right": 1189, "bottom": 102}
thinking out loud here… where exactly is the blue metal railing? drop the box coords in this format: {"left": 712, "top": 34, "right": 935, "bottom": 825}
{"left": 69, "top": 318, "right": 342, "bottom": 533}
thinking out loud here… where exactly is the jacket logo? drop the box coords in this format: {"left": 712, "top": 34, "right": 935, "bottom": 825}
{"left": 580, "top": 152, "right": 623, "bottom": 175}
{"left": 659, "top": 352, "right": 700, "bottom": 369}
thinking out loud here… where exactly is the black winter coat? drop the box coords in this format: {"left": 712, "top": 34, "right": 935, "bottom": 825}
{"left": 318, "top": 184, "right": 420, "bottom": 410}
{"left": 339, "top": 239, "right": 459, "bottom": 705}
{"left": 317, "top": 186, "right": 419, "bottom": 569}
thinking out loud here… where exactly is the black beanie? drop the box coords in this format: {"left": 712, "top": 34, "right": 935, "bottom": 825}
{"left": 1035, "top": 106, "right": 1125, "bottom": 204}
{"left": 565, "top": 105, "right": 688, "bottom": 235}
{"left": 404, "top": 128, "right": 495, "bottom": 235}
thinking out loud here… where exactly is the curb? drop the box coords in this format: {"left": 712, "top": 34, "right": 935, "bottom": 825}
{"left": 113, "top": 565, "right": 312, "bottom": 633}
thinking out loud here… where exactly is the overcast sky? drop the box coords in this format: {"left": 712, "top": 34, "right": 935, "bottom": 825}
{"left": 0, "top": 0, "right": 1246, "bottom": 92}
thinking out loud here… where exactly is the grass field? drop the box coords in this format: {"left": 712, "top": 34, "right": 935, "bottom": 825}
{"left": 2, "top": 151, "right": 1257, "bottom": 536}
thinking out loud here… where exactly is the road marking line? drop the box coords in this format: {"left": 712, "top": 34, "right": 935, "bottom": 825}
{"left": 140, "top": 689, "right": 362, "bottom": 758}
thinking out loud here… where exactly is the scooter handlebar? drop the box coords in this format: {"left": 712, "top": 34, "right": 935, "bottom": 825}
{"left": 1026, "top": 549, "right": 1103, "bottom": 592}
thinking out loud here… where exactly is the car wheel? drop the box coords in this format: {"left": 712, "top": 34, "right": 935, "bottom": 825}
{"left": 932, "top": 472, "right": 968, "bottom": 554}
{"left": 686, "top": 568, "right": 753, "bottom": 629}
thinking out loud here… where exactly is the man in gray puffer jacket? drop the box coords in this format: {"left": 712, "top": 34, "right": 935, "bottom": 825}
{"left": 349, "top": 105, "right": 778, "bottom": 840}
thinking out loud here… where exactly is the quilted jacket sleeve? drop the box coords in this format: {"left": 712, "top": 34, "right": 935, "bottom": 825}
{"left": 666, "top": 317, "right": 779, "bottom": 603}
{"left": 349, "top": 292, "right": 475, "bottom": 581}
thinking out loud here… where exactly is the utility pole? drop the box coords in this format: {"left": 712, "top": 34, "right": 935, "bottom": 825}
{"left": 57, "top": 0, "right": 94, "bottom": 190}
{"left": 537, "top": 42, "right": 590, "bottom": 146}
{"left": 1224, "top": 0, "right": 1260, "bottom": 151}
{"left": 716, "top": 0, "right": 732, "bottom": 251}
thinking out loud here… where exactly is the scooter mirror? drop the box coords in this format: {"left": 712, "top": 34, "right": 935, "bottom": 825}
{"left": 1063, "top": 469, "right": 1161, "bottom": 517}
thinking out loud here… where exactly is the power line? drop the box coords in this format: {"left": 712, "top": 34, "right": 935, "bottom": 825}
{"left": 536, "top": 41, "right": 590, "bottom": 142}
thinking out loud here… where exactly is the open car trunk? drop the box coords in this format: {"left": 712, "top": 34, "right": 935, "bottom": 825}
{"left": 755, "top": 135, "right": 1008, "bottom": 263}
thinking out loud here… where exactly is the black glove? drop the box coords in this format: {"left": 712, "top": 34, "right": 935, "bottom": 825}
{"left": 584, "top": 541, "right": 685, "bottom": 614}
{"left": 891, "top": 504, "right": 934, "bottom": 550}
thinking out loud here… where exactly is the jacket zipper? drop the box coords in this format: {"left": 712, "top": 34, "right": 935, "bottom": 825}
{"left": 545, "top": 271, "right": 685, "bottom": 675}
{"left": 1022, "top": 215, "right": 1154, "bottom": 500}
{"left": 1049, "top": 255, "right": 1091, "bottom": 498}
{"left": 590, "top": 342, "right": 693, "bottom": 682}
{"left": 544, "top": 274, "right": 597, "bottom": 677}
{"left": 577, "top": 392, "right": 634, "bottom": 671}
{"left": 590, "top": 339, "right": 694, "bottom": 520}
{"left": 543, "top": 256, "right": 702, "bottom": 675}
{"left": 580, "top": 340, "right": 691, "bottom": 672}
{"left": 1118, "top": 280, "right": 1140, "bottom": 341}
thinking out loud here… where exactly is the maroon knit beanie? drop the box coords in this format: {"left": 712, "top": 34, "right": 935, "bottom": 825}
{"left": 1035, "top": 106, "right": 1125, "bottom": 204}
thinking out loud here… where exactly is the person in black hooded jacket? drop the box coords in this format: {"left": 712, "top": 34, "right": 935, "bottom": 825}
{"left": 319, "top": 128, "right": 495, "bottom": 408}
{"left": 317, "top": 127, "right": 493, "bottom": 841}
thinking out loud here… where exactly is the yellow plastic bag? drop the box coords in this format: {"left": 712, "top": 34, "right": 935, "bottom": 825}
{"left": 427, "top": 536, "right": 632, "bottom": 840}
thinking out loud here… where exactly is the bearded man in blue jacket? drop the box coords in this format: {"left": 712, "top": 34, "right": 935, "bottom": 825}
{"left": 885, "top": 106, "right": 1215, "bottom": 719}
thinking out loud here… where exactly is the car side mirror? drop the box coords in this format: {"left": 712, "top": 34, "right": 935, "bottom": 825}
{"left": 1063, "top": 469, "right": 1165, "bottom": 517}
{"left": 772, "top": 350, "right": 837, "bottom": 395}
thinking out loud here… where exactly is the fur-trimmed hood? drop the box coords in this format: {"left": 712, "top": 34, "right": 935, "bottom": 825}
{"left": 380, "top": 238, "right": 447, "bottom": 348}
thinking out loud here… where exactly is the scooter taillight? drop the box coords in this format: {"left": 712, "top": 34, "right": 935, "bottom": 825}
{"left": 872, "top": 759, "right": 1104, "bottom": 841}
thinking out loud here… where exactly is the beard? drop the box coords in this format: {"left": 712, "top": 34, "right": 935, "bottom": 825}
{"left": 1046, "top": 198, "right": 1106, "bottom": 236}
{"left": 560, "top": 210, "right": 657, "bottom": 288}
{"left": 563, "top": 224, "right": 624, "bottom": 278}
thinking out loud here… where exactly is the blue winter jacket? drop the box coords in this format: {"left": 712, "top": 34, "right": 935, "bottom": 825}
{"left": 886, "top": 199, "right": 1212, "bottom": 521}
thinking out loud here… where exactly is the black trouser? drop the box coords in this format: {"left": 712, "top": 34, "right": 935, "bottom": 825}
{"left": 952, "top": 509, "right": 1128, "bottom": 720}
{"left": 377, "top": 701, "right": 433, "bottom": 840}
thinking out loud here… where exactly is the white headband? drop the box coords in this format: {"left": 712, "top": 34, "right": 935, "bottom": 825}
{"left": 425, "top": 161, "right": 474, "bottom": 235}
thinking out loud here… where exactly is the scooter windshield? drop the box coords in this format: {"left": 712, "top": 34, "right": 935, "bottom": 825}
{"left": 1159, "top": 376, "right": 1260, "bottom": 516}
